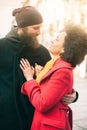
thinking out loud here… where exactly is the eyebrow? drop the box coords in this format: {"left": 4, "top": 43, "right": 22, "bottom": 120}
{"left": 33, "top": 26, "right": 41, "bottom": 30}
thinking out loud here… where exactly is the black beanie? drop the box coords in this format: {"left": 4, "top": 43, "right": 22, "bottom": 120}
{"left": 12, "top": 6, "right": 43, "bottom": 27}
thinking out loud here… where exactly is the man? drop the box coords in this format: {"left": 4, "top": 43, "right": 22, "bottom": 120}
{"left": 0, "top": 6, "right": 77, "bottom": 130}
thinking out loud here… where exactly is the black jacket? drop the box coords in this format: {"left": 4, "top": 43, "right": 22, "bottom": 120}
{"left": 0, "top": 27, "right": 51, "bottom": 130}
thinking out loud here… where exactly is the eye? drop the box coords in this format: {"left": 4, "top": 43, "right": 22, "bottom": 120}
{"left": 55, "top": 36, "right": 59, "bottom": 41}
{"left": 33, "top": 27, "right": 38, "bottom": 30}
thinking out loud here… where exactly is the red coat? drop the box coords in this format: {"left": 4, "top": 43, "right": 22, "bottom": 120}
{"left": 21, "top": 58, "right": 73, "bottom": 130}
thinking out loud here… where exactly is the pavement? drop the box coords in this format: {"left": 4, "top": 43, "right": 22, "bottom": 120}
{"left": 69, "top": 72, "right": 87, "bottom": 130}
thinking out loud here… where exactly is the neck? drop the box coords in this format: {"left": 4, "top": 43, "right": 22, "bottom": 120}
{"left": 51, "top": 54, "right": 60, "bottom": 59}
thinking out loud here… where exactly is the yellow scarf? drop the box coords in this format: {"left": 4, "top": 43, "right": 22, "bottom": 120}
{"left": 36, "top": 56, "right": 60, "bottom": 83}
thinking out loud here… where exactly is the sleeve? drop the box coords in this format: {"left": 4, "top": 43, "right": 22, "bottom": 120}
{"left": 73, "top": 91, "right": 79, "bottom": 102}
{"left": 21, "top": 69, "right": 72, "bottom": 112}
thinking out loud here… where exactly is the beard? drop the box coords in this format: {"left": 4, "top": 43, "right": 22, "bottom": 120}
{"left": 19, "top": 29, "right": 40, "bottom": 48}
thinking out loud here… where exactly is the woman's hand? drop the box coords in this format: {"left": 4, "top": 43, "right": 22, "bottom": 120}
{"left": 20, "top": 58, "right": 34, "bottom": 81}
{"left": 35, "top": 63, "right": 43, "bottom": 76}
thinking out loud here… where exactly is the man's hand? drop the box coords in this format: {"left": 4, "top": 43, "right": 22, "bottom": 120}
{"left": 62, "top": 89, "right": 77, "bottom": 105}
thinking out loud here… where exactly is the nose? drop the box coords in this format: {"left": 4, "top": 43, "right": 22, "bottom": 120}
{"left": 51, "top": 38, "right": 55, "bottom": 44}
{"left": 37, "top": 29, "right": 41, "bottom": 36}
{"left": 50, "top": 40, "right": 54, "bottom": 45}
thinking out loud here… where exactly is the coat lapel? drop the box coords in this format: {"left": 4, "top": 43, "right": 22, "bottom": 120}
{"left": 39, "top": 59, "right": 72, "bottom": 84}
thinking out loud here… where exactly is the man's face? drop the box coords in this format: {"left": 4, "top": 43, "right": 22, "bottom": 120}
{"left": 21, "top": 23, "right": 42, "bottom": 37}
{"left": 18, "top": 23, "right": 42, "bottom": 46}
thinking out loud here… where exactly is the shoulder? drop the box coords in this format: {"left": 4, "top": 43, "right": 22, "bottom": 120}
{"left": 0, "top": 37, "right": 7, "bottom": 45}
{"left": 51, "top": 59, "right": 73, "bottom": 77}
{"left": 37, "top": 44, "right": 51, "bottom": 56}
{"left": 0, "top": 37, "right": 7, "bottom": 49}
{"left": 0, "top": 37, "right": 5, "bottom": 42}
{"left": 33, "top": 44, "right": 52, "bottom": 66}
{"left": 54, "top": 58, "right": 73, "bottom": 70}
{"left": 34, "top": 44, "right": 51, "bottom": 66}
{"left": 37, "top": 44, "right": 49, "bottom": 52}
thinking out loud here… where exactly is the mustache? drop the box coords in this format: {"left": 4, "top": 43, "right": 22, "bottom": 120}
{"left": 19, "top": 33, "right": 39, "bottom": 48}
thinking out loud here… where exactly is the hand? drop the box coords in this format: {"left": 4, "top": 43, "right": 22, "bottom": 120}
{"left": 35, "top": 63, "right": 43, "bottom": 76}
{"left": 20, "top": 58, "right": 34, "bottom": 81}
{"left": 62, "top": 89, "right": 76, "bottom": 105}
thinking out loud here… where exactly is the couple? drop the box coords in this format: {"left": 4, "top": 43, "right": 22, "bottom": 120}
{"left": 0, "top": 6, "right": 80, "bottom": 130}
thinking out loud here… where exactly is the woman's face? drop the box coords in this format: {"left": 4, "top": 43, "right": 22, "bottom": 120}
{"left": 49, "top": 32, "right": 67, "bottom": 56}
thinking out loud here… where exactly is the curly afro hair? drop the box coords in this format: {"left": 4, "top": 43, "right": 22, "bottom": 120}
{"left": 61, "top": 22, "right": 87, "bottom": 67}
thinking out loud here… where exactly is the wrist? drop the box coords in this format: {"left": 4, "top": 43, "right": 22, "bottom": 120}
{"left": 26, "top": 77, "right": 33, "bottom": 81}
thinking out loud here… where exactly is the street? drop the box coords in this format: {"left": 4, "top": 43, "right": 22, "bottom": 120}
{"left": 70, "top": 73, "right": 87, "bottom": 130}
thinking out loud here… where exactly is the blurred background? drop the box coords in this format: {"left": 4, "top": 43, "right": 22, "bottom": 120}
{"left": 0, "top": 1, "right": 87, "bottom": 129}
{"left": 0, "top": 0, "right": 87, "bottom": 78}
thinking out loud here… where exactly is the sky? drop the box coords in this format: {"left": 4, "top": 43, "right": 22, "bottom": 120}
{"left": 0, "top": 0, "right": 21, "bottom": 37}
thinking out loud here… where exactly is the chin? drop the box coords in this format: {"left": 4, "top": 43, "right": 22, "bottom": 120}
{"left": 48, "top": 47, "right": 52, "bottom": 51}
{"left": 49, "top": 48, "right": 54, "bottom": 53}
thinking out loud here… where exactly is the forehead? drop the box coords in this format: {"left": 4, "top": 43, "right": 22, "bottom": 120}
{"left": 55, "top": 31, "right": 67, "bottom": 39}
{"left": 30, "top": 23, "right": 42, "bottom": 28}
{"left": 58, "top": 31, "right": 66, "bottom": 36}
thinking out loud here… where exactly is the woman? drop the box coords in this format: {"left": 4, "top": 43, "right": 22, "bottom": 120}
{"left": 20, "top": 23, "right": 87, "bottom": 130}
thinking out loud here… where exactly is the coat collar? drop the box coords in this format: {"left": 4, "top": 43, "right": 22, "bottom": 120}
{"left": 39, "top": 58, "right": 73, "bottom": 83}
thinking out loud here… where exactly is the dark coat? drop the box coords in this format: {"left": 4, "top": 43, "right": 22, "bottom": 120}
{"left": 0, "top": 27, "right": 51, "bottom": 130}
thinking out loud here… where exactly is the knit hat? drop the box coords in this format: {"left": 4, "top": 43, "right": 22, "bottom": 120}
{"left": 12, "top": 6, "right": 43, "bottom": 27}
